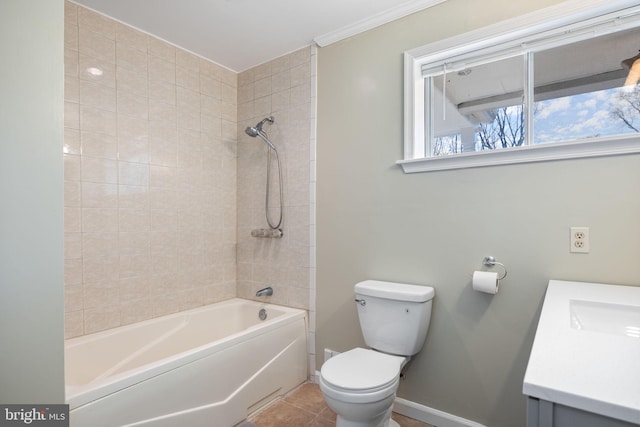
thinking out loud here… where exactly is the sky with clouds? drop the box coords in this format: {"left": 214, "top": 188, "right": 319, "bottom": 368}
{"left": 435, "top": 87, "right": 639, "bottom": 155}
{"left": 533, "top": 88, "right": 638, "bottom": 144}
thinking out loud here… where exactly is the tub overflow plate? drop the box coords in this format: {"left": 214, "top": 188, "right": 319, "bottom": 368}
{"left": 259, "top": 308, "right": 267, "bottom": 320}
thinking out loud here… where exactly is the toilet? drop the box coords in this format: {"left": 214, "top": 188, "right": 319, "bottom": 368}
{"left": 319, "top": 280, "right": 435, "bottom": 427}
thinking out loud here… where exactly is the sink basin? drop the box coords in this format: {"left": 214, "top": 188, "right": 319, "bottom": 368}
{"left": 524, "top": 280, "right": 640, "bottom": 425}
{"left": 570, "top": 299, "right": 640, "bottom": 338}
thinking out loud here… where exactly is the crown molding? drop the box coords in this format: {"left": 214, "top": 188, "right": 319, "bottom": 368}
{"left": 313, "top": 0, "right": 447, "bottom": 47}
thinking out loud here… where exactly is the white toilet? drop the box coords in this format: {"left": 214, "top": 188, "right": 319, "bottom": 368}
{"left": 319, "top": 280, "right": 435, "bottom": 427}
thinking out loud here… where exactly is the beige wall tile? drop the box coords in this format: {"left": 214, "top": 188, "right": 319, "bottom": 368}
{"left": 177, "top": 66, "right": 199, "bottom": 91}
{"left": 80, "top": 105, "right": 117, "bottom": 136}
{"left": 83, "top": 281, "right": 119, "bottom": 309}
{"left": 82, "top": 232, "right": 118, "bottom": 258}
{"left": 81, "top": 182, "right": 117, "bottom": 208}
{"left": 64, "top": 259, "right": 83, "bottom": 286}
{"left": 116, "top": 23, "right": 147, "bottom": 52}
{"left": 81, "top": 156, "right": 118, "bottom": 184}
{"left": 65, "top": 311, "right": 84, "bottom": 339}
{"left": 82, "top": 254, "right": 119, "bottom": 284}
{"left": 65, "top": 76, "right": 79, "bottom": 103}
{"left": 64, "top": 284, "right": 83, "bottom": 313}
{"left": 79, "top": 28, "right": 115, "bottom": 62}
{"left": 64, "top": 101, "right": 79, "bottom": 129}
{"left": 149, "top": 100, "right": 176, "bottom": 123}
{"left": 65, "top": 24, "right": 79, "bottom": 51}
{"left": 78, "top": 8, "right": 116, "bottom": 39}
{"left": 119, "top": 162, "right": 149, "bottom": 186}
{"left": 64, "top": 232, "right": 82, "bottom": 259}
{"left": 65, "top": 128, "right": 81, "bottom": 155}
{"left": 119, "top": 208, "right": 151, "bottom": 232}
{"left": 79, "top": 53, "right": 116, "bottom": 88}
{"left": 149, "top": 55, "right": 176, "bottom": 83}
{"left": 200, "top": 73, "right": 221, "bottom": 98}
{"left": 118, "top": 185, "right": 149, "bottom": 210}
{"left": 149, "top": 79, "right": 176, "bottom": 104}
{"left": 82, "top": 208, "right": 118, "bottom": 232}
{"left": 84, "top": 306, "right": 120, "bottom": 334}
{"left": 116, "top": 43, "right": 148, "bottom": 73}
{"left": 65, "top": 4, "right": 237, "bottom": 336}
{"left": 148, "top": 38, "right": 176, "bottom": 63}
{"left": 64, "top": 154, "right": 80, "bottom": 185}
{"left": 81, "top": 131, "right": 117, "bottom": 159}
{"left": 65, "top": 48, "right": 79, "bottom": 77}
{"left": 64, "top": 1, "right": 77, "bottom": 26}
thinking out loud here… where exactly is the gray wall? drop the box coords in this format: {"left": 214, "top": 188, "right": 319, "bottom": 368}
{"left": 315, "top": 1, "right": 640, "bottom": 426}
{"left": 0, "top": 0, "right": 65, "bottom": 403}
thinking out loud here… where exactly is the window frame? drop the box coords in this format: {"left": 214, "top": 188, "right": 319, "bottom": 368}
{"left": 398, "top": 0, "right": 640, "bottom": 173}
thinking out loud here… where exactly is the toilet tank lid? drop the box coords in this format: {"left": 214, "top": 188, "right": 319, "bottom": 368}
{"left": 355, "top": 280, "right": 434, "bottom": 302}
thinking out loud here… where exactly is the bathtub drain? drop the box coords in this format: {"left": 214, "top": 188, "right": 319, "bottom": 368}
{"left": 259, "top": 308, "right": 267, "bottom": 321}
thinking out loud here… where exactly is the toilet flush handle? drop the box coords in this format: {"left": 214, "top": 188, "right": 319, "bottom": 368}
{"left": 354, "top": 298, "right": 366, "bottom": 306}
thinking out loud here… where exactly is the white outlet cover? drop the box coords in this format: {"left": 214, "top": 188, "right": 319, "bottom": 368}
{"left": 570, "top": 226, "right": 590, "bottom": 253}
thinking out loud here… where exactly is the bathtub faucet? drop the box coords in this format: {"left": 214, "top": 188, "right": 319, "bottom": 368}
{"left": 256, "top": 286, "right": 273, "bottom": 297}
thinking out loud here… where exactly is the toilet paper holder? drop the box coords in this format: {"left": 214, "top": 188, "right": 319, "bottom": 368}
{"left": 482, "top": 256, "right": 507, "bottom": 280}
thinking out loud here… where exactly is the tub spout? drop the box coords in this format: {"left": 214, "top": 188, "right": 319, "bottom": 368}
{"left": 256, "top": 286, "right": 273, "bottom": 297}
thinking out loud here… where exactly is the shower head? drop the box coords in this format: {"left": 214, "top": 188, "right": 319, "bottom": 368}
{"left": 246, "top": 116, "right": 274, "bottom": 136}
{"left": 245, "top": 126, "right": 260, "bottom": 138}
{"left": 245, "top": 116, "right": 276, "bottom": 150}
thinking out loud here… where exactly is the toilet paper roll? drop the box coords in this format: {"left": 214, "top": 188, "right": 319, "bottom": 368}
{"left": 472, "top": 271, "right": 499, "bottom": 294}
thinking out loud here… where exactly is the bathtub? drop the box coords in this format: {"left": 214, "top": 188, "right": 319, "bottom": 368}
{"left": 66, "top": 298, "right": 308, "bottom": 426}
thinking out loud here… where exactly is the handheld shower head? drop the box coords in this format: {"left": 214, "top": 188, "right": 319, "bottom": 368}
{"left": 245, "top": 116, "right": 276, "bottom": 150}
{"left": 244, "top": 116, "right": 283, "bottom": 231}
{"left": 245, "top": 126, "right": 259, "bottom": 137}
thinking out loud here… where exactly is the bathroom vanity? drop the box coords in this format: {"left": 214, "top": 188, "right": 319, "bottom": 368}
{"left": 523, "top": 280, "right": 640, "bottom": 427}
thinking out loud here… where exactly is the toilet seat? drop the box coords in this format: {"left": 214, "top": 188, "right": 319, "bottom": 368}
{"left": 320, "top": 348, "right": 405, "bottom": 403}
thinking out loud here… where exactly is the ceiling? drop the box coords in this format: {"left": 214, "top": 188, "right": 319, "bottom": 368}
{"left": 72, "top": 0, "right": 446, "bottom": 72}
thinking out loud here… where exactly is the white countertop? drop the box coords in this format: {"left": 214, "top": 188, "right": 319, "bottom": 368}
{"left": 523, "top": 280, "right": 640, "bottom": 424}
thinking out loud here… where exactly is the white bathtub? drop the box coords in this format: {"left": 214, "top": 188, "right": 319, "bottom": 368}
{"left": 66, "top": 298, "right": 308, "bottom": 426}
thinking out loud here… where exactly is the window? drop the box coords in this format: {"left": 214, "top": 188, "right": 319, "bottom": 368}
{"left": 399, "top": 0, "right": 640, "bottom": 173}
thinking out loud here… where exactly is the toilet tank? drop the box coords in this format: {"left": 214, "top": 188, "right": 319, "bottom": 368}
{"left": 355, "top": 280, "right": 435, "bottom": 356}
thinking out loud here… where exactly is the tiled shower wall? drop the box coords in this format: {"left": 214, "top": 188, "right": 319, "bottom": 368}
{"left": 236, "top": 47, "right": 317, "bottom": 375}
{"left": 64, "top": 2, "right": 239, "bottom": 338}
{"left": 236, "top": 50, "right": 315, "bottom": 310}
{"left": 63, "top": 1, "right": 316, "bottom": 348}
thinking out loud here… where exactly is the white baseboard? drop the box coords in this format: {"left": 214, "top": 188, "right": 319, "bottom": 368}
{"left": 313, "top": 370, "right": 487, "bottom": 427}
{"left": 393, "top": 398, "right": 488, "bottom": 427}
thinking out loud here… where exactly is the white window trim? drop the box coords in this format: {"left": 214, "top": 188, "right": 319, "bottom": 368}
{"left": 398, "top": 0, "right": 640, "bottom": 173}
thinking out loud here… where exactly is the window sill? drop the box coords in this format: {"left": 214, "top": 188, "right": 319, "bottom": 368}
{"left": 396, "top": 135, "right": 640, "bottom": 173}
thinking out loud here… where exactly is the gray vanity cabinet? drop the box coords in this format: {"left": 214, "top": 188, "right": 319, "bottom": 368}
{"left": 527, "top": 397, "right": 639, "bottom": 427}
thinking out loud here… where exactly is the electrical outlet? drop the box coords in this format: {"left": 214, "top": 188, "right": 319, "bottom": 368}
{"left": 570, "top": 227, "right": 590, "bottom": 253}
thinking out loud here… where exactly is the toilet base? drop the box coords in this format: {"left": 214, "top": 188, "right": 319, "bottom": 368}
{"left": 335, "top": 417, "right": 400, "bottom": 427}
{"left": 334, "top": 406, "right": 398, "bottom": 427}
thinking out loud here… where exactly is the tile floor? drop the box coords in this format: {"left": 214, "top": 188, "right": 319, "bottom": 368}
{"left": 247, "top": 382, "right": 434, "bottom": 427}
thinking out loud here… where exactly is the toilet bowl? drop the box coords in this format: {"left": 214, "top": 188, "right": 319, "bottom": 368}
{"left": 319, "top": 280, "right": 435, "bottom": 427}
{"left": 319, "top": 348, "right": 406, "bottom": 427}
